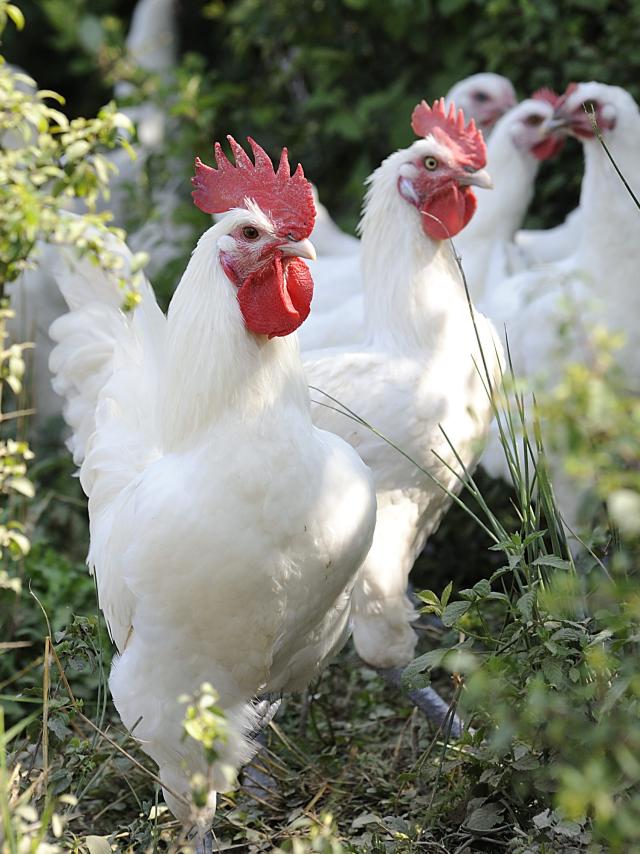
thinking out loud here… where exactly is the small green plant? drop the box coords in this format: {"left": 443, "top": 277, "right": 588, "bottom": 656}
{"left": 181, "top": 681, "right": 234, "bottom": 825}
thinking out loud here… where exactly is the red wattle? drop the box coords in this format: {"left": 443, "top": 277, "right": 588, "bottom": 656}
{"left": 237, "top": 255, "right": 313, "bottom": 339}
{"left": 531, "top": 136, "right": 564, "bottom": 161}
{"left": 420, "top": 185, "right": 477, "bottom": 240}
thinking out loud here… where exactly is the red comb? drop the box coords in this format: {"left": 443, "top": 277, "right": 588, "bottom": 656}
{"left": 532, "top": 87, "right": 561, "bottom": 107}
{"left": 411, "top": 98, "right": 486, "bottom": 171}
{"left": 555, "top": 82, "right": 579, "bottom": 110}
{"left": 192, "top": 136, "right": 316, "bottom": 238}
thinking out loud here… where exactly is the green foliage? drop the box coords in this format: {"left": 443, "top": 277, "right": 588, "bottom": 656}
{"left": 541, "top": 326, "right": 640, "bottom": 538}
{"left": 2, "top": 1, "right": 639, "bottom": 851}
{"left": 6, "top": 0, "right": 640, "bottom": 235}
{"left": 404, "top": 325, "right": 640, "bottom": 852}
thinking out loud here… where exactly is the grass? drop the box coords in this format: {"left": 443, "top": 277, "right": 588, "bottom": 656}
{"left": 2, "top": 452, "right": 622, "bottom": 853}
{"left": 3, "top": 260, "right": 637, "bottom": 853}
{"left": 3, "top": 72, "right": 640, "bottom": 854}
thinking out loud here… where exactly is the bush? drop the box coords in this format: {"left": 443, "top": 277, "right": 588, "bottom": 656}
{"left": 6, "top": 0, "right": 640, "bottom": 232}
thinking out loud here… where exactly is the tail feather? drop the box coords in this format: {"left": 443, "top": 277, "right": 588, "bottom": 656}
{"left": 48, "top": 228, "right": 165, "bottom": 650}
{"left": 49, "top": 231, "right": 164, "bottom": 465}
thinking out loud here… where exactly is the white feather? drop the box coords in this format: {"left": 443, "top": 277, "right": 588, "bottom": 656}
{"left": 49, "top": 212, "right": 376, "bottom": 822}
{"left": 481, "top": 83, "right": 640, "bottom": 530}
{"left": 305, "top": 143, "right": 503, "bottom": 669}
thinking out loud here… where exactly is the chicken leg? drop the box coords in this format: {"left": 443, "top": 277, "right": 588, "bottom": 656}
{"left": 194, "top": 831, "right": 214, "bottom": 854}
{"left": 378, "top": 667, "right": 464, "bottom": 738}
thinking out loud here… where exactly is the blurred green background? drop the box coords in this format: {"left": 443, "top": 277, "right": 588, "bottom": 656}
{"left": 5, "top": 0, "right": 639, "bottom": 241}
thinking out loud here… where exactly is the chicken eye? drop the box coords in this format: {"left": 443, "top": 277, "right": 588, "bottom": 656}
{"left": 473, "top": 91, "right": 490, "bottom": 103}
{"left": 424, "top": 156, "right": 439, "bottom": 171}
{"left": 242, "top": 226, "right": 260, "bottom": 240}
{"left": 524, "top": 114, "right": 544, "bottom": 126}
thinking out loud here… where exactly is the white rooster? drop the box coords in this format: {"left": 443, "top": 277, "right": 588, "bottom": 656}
{"left": 304, "top": 101, "right": 503, "bottom": 719}
{"left": 455, "top": 89, "right": 565, "bottom": 309}
{"left": 299, "top": 74, "right": 517, "bottom": 352}
{"left": 481, "top": 82, "right": 640, "bottom": 527}
{"left": 49, "top": 138, "right": 376, "bottom": 844}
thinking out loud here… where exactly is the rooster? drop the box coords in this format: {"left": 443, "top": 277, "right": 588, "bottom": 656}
{"left": 49, "top": 138, "right": 376, "bottom": 841}
{"left": 304, "top": 100, "right": 503, "bottom": 719}
{"left": 481, "top": 82, "right": 640, "bottom": 529}
{"left": 455, "top": 90, "right": 565, "bottom": 308}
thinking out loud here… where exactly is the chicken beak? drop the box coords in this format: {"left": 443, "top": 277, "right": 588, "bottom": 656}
{"left": 546, "top": 115, "right": 571, "bottom": 132}
{"left": 279, "top": 237, "right": 317, "bottom": 261}
{"left": 459, "top": 168, "right": 493, "bottom": 190}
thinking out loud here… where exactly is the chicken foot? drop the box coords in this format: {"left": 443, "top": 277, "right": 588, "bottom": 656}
{"left": 194, "top": 831, "right": 214, "bottom": 854}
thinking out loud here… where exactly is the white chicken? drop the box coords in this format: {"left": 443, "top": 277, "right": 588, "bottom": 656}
{"left": 514, "top": 83, "right": 583, "bottom": 266}
{"left": 444, "top": 72, "right": 517, "bottom": 139}
{"left": 299, "top": 73, "right": 517, "bottom": 352}
{"left": 304, "top": 101, "right": 503, "bottom": 714}
{"left": 455, "top": 90, "right": 565, "bottom": 309}
{"left": 49, "top": 138, "right": 376, "bottom": 841}
{"left": 481, "top": 82, "right": 640, "bottom": 527}
{"left": 514, "top": 203, "right": 583, "bottom": 266}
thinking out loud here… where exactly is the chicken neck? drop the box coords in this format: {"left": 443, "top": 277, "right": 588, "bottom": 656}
{"left": 158, "top": 226, "right": 310, "bottom": 450}
{"left": 360, "top": 158, "right": 472, "bottom": 353}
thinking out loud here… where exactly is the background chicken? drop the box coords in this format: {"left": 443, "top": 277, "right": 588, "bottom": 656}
{"left": 454, "top": 90, "right": 565, "bottom": 309}
{"left": 444, "top": 72, "right": 517, "bottom": 138}
{"left": 48, "top": 138, "right": 376, "bottom": 843}
{"left": 6, "top": 0, "right": 180, "bottom": 437}
{"left": 300, "top": 73, "right": 517, "bottom": 352}
{"left": 304, "top": 100, "right": 503, "bottom": 721}
{"left": 481, "top": 81, "right": 640, "bottom": 530}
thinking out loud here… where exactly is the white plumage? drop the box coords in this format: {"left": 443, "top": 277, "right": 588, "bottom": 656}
{"left": 514, "top": 204, "right": 583, "bottom": 265}
{"left": 455, "top": 96, "right": 563, "bottom": 309}
{"left": 299, "top": 73, "right": 517, "bottom": 353}
{"left": 444, "top": 72, "right": 517, "bottom": 138}
{"left": 304, "top": 130, "right": 503, "bottom": 669}
{"left": 481, "top": 82, "right": 640, "bottom": 526}
{"left": 49, "top": 176, "right": 376, "bottom": 824}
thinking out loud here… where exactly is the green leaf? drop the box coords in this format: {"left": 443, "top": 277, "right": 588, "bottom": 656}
{"left": 464, "top": 802, "right": 504, "bottom": 832}
{"left": 473, "top": 578, "right": 491, "bottom": 598}
{"left": 517, "top": 591, "right": 536, "bottom": 622}
{"left": 441, "top": 601, "right": 471, "bottom": 627}
{"left": 532, "top": 555, "right": 572, "bottom": 570}
{"left": 417, "top": 589, "right": 439, "bottom": 605}
{"left": 441, "top": 580, "right": 453, "bottom": 608}
{"left": 6, "top": 476, "right": 35, "bottom": 498}
{"left": 400, "top": 655, "right": 433, "bottom": 690}
{"left": 65, "top": 140, "right": 91, "bottom": 161}
{"left": 542, "top": 658, "right": 564, "bottom": 688}
{"left": 6, "top": 4, "right": 25, "bottom": 30}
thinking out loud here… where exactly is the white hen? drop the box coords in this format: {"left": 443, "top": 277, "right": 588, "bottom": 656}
{"left": 304, "top": 101, "right": 503, "bottom": 681}
{"left": 482, "top": 82, "right": 640, "bottom": 525}
{"left": 300, "top": 73, "right": 517, "bottom": 352}
{"left": 455, "top": 91, "right": 564, "bottom": 309}
{"left": 444, "top": 72, "right": 517, "bottom": 139}
{"left": 49, "top": 138, "right": 376, "bottom": 833}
